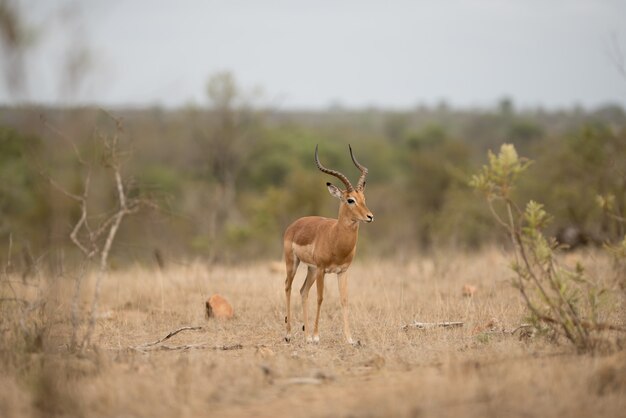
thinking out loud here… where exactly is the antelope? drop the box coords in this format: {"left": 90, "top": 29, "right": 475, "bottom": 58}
{"left": 283, "top": 145, "right": 373, "bottom": 345}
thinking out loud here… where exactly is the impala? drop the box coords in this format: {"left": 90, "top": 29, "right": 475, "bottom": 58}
{"left": 283, "top": 145, "right": 373, "bottom": 344}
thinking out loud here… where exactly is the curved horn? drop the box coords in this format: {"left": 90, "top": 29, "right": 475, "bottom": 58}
{"left": 349, "top": 144, "right": 368, "bottom": 190}
{"left": 315, "top": 145, "right": 354, "bottom": 192}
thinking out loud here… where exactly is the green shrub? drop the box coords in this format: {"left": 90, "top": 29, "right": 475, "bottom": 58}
{"left": 471, "top": 144, "right": 620, "bottom": 351}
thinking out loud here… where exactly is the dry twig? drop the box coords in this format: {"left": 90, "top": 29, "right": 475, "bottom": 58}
{"left": 136, "top": 326, "right": 204, "bottom": 348}
{"left": 154, "top": 343, "right": 243, "bottom": 352}
{"left": 279, "top": 377, "right": 324, "bottom": 386}
{"left": 401, "top": 321, "right": 464, "bottom": 331}
{"left": 131, "top": 342, "right": 244, "bottom": 353}
{"left": 131, "top": 325, "right": 247, "bottom": 352}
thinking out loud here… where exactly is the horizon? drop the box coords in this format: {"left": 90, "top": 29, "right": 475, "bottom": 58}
{"left": 1, "top": 98, "right": 624, "bottom": 113}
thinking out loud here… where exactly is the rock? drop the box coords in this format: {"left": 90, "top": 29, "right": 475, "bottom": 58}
{"left": 205, "top": 294, "right": 234, "bottom": 319}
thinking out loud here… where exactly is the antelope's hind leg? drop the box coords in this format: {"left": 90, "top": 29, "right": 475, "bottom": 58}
{"left": 313, "top": 271, "right": 325, "bottom": 343}
{"left": 337, "top": 271, "right": 355, "bottom": 345}
{"left": 284, "top": 254, "right": 299, "bottom": 342}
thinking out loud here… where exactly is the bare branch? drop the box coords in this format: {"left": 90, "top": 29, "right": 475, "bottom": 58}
{"left": 40, "top": 115, "right": 88, "bottom": 166}
{"left": 114, "top": 169, "right": 127, "bottom": 211}
{"left": 90, "top": 211, "right": 119, "bottom": 243}
{"left": 41, "top": 111, "right": 143, "bottom": 352}
{"left": 80, "top": 114, "right": 143, "bottom": 350}
{"left": 42, "top": 173, "right": 83, "bottom": 202}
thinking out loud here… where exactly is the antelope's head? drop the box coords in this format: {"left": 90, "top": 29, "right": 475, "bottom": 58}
{"left": 315, "top": 145, "right": 374, "bottom": 224}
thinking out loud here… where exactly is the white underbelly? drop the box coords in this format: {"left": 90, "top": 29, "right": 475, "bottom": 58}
{"left": 324, "top": 265, "right": 349, "bottom": 274}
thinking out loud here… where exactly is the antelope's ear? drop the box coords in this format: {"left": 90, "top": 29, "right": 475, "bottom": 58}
{"left": 326, "top": 182, "right": 343, "bottom": 199}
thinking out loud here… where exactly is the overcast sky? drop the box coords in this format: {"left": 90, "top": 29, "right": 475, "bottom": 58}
{"left": 4, "top": 0, "right": 626, "bottom": 109}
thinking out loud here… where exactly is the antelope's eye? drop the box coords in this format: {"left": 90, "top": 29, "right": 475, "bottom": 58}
{"left": 347, "top": 198, "right": 355, "bottom": 204}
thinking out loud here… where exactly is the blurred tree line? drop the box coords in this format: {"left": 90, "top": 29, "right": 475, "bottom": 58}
{"left": 0, "top": 79, "right": 625, "bottom": 269}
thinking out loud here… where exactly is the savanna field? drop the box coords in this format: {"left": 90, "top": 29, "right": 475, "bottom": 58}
{"left": 2, "top": 2, "right": 626, "bottom": 416}
{"left": 1, "top": 82, "right": 626, "bottom": 418}
{"left": 2, "top": 248, "right": 625, "bottom": 418}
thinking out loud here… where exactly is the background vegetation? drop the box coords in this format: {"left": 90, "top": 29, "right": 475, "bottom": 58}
{"left": 1, "top": 79, "right": 625, "bottom": 270}
{"left": 0, "top": 73, "right": 626, "bottom": 269}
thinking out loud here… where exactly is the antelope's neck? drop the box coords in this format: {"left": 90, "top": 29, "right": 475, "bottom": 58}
{"left": 333, "top": 210, "right": 359, "bottom": 255}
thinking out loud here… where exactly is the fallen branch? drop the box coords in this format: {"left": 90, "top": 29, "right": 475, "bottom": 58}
{"left": 279, "top": 377, "right": 324, "bottom": 386}
{"left": 131, "top": 326, "right": 250, "bottom": 353}
{"left": 402, "top": 321, "right": 464, "bottom": 331}
{"left": 157, "top": 343, "right": 243, "bottom": 352}
{"left": 131, "top": 342, "right": 243, "bottom": 353}
{"left": 136, "top": 326, "right": 204, "bottom": 348}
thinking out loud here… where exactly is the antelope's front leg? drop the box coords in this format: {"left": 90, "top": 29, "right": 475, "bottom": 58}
{"left": 313, "top": 271, "right": 325, "bottom": 343}
{"left": 337, "top": 271, "right": 354, "bottom": 344}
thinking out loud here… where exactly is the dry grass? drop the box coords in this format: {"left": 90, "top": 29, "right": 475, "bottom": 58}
{"left": 1, "top": 248, "right": 625, "bottom": 418}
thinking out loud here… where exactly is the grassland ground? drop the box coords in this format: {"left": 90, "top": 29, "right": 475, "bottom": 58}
{"left": 1, "top": 248, "right": 625, "bottom": 417}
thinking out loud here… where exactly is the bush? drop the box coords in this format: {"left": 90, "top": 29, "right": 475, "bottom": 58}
{"left": 471, "top": 144, "right": 622, "bottom": 351}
